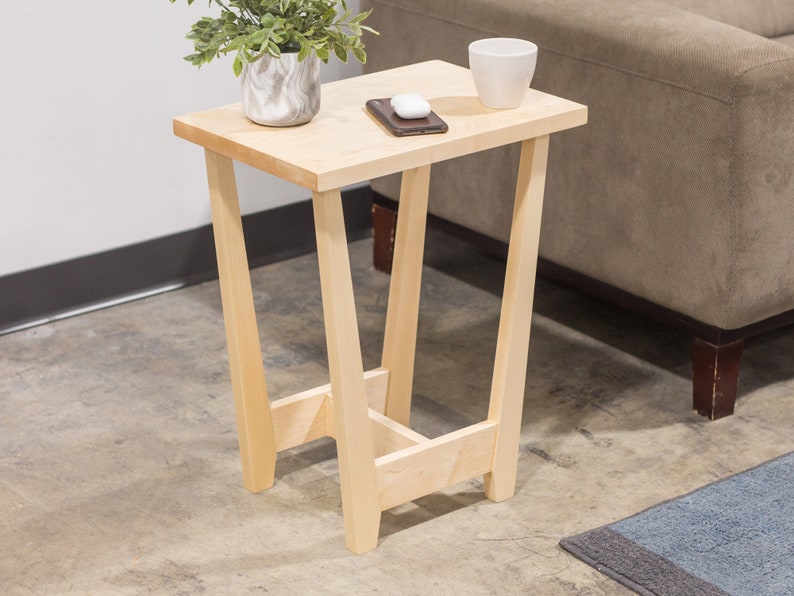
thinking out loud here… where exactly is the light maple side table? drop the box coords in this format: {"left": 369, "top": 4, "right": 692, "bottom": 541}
{"left": 174, "top": 60, "right": 587, "bottom": 554}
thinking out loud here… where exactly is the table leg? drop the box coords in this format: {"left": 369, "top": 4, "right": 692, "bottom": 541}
{"left": 381, "top": 164, "right": 431, "bottom": 425}
{"left": 312, "top": 188, "right": 381, "bottom": 554}
{"left": 205, "top": 149, "right": 276, "bottom": 493}
{"left": 484, "top": 136, "right": 550, "bottom": 502}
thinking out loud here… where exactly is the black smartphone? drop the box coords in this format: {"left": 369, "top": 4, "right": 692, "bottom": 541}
{"left": 365, "top": 98, "right": 448, "bottom": 137}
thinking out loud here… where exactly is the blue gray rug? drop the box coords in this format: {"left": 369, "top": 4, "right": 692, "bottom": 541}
{"left": 560, "top": 452, "right": 794, "bottom": 595}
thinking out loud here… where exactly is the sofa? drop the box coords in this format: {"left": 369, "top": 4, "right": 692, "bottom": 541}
{"left": 361, "top": 0, "right": 794, "bottom": 419}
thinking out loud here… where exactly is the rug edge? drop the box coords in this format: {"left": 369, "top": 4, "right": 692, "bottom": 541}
{"left": 559, "top": 528, "right": 655, "bottom": 596}
{"left": 559, "top": 527, "right": 728, "bottom": 596}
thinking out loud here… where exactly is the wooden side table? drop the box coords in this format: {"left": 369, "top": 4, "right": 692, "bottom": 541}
{"left": 174, "top": 60, "right": 587, "bottom": 554}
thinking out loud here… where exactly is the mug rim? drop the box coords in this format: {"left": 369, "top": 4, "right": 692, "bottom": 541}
{"left": 468, "top": 37, "right": 538, "bottom": 57}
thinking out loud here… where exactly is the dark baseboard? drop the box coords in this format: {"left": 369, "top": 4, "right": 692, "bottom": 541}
{"left": 0, "top": 186, "right": 373, "bottom": 335}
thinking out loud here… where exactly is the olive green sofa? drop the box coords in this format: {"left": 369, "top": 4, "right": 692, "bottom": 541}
{"left": 361, "top": 0, "right": 794, "bottom": 419}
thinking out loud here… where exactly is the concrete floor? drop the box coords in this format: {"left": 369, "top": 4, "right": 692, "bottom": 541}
{"left": 2, "top": 230, "right": 793, "bottom": 595}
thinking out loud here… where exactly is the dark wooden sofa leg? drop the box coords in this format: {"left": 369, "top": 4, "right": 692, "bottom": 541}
{"left": 692, "top": 337, "right": 744, "bottom": 420}
{"left": 372, "top": 201, "right": 398, "bottom": 273}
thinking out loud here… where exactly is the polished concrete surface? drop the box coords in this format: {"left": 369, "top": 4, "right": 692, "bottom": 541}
{"left": 2, "top": 231, "right": 793, "bottom": 595}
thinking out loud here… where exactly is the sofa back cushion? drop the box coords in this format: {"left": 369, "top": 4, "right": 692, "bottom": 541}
{"left": 657, "top": 0, "right": 794, "bottom": 38}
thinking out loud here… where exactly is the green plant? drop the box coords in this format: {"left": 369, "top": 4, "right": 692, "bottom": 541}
{"left": 169, "top": 0, "right": 377, "bottom": 76}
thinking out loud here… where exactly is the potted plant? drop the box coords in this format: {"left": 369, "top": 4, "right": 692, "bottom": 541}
{"left": 169, "top": 0, "right": 377, "bottom": 126}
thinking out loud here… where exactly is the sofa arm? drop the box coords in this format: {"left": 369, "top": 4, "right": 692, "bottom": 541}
{"left": 363, "top": 0, "right": 793, "bottom": 100}
{"left": 362, "top": 0, "right": 794, "bottom": 330}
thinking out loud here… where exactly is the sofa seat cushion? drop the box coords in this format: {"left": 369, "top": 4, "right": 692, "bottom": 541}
{"left": 658, "top": 0, "right": 794, "bottom": 38}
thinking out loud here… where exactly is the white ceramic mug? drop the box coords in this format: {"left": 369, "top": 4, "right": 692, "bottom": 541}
{"left": 468, "top": 38, "right": 538, "bottom": 109}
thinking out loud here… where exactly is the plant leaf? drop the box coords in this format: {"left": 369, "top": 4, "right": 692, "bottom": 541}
{"left": 333, "top": 43, "right": 348, "bottom": 63}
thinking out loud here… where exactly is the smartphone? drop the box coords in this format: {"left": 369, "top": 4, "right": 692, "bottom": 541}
{"left": 365, "top": 98, "right": 448, "bottom": 137}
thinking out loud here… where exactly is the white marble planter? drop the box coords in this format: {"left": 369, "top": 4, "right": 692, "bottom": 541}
{"left": 241, "top": 53, "right": 321, "bottom": 127}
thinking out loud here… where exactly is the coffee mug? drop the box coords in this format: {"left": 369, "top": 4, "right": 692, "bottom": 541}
{"left": 468, "top": 38, "right": 538, "bottom": 109}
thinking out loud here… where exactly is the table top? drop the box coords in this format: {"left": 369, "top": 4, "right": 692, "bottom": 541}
{"left": 173, "top": 60, "right": 587, "bottom": 192}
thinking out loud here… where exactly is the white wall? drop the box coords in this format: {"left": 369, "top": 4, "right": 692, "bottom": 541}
{"left": 0, "top": 2, "right": 362, "bottom": 277}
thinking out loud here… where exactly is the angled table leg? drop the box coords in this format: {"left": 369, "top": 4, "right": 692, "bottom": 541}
{"left": 381, "top": 164, "right": 432, "bottom": 425}
{"left": 204, "top": 149, "right": 277, "bottom": 493}
{"left": 312, "top": 188, "right": 382, "bottom": 554}
{"left": 485, "top": 135, "right": 550, "bottom": 502}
